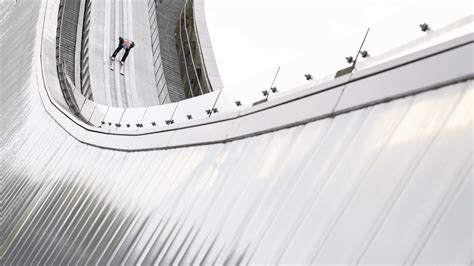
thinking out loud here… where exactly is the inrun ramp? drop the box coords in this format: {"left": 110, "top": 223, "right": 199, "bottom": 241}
{"left": 88, "top": 0, "right": 160, "bottom": 107}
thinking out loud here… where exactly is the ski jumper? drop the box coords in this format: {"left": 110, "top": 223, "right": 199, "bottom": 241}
{"left": 111, "top": 37, "right": 135, "bottom": 62}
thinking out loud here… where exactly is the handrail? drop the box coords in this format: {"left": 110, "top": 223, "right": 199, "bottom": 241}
{"left": 80, "top": 0, "right": 92, "bottom": 100}
{"left": 177, "top": 0, "right": 215, "bottom": 98}
{"left": 178, "top": 3, "right": 195, "bottom": 98}
{"left": 56, "top": 0, "right": 86, "bottom": 118}
{"left": 183, "top": 0, "right": 205, "bottom": 96}
{"left": 191, "top": 4, "right": 215, "bottom": 93}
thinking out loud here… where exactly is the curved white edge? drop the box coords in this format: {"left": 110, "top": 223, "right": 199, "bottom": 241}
{"left": 36, "top": 0, "right": 474, "bottom": 152}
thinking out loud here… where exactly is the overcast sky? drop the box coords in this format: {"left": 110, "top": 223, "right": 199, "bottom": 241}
{"left": 204, "top": 0, "right": 472, "bottom": 93}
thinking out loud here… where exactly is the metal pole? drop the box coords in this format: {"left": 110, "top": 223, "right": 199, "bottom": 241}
{"left": 266, "top": 66, "right": 281, "bottom": 101}
{"left": 352, "top": 27, "right": 370, "bottom": 68}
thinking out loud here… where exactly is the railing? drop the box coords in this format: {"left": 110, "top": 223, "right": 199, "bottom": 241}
{"left": 80, "top": 0, "right": 93, "bottom": 100}
{"left": 56, "top": 0, "right": 85, "bottom": 118}
{"left": 155, "top": 0, "right": 188, "bottom": 102}
{"left": 176, "top": 0, "right": 214, "bottom": 98}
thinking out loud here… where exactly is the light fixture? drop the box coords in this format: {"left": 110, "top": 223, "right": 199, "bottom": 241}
{"left": 346, "top": 56, "right": 354, "bottom": 64}
{"left": 187, "top": 115, "right": 193, "bottom": 120}
{"left": 304, "top": 74, "right": 313, "bottom": 80}
{"left": 271, "top": 87, "right": 278, "bottom": 93}
{"left": 359, "top": 50, "right": 369, "bottom": 58}
{"left": 235, "top": 101, "right": 242, "bottom": 106}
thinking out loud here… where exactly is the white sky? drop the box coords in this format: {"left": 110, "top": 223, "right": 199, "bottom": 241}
{"left": 204, "top": 0, "right": 473, "bottom": 93}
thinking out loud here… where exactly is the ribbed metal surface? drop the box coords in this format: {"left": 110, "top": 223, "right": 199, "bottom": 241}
{"left": 0, "top": 0, "right": 15, "bottom": 22}
{"left": 1, "top": 1, "right": 472, "bottom": 265}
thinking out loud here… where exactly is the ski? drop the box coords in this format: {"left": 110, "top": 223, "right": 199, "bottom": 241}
{"left": 120, "top": 63, "right": 125, "bottom": 75}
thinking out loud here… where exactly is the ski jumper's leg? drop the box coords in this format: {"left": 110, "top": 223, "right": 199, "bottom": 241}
{"left": 121, "top": 48, "right": 130, "bottom": 62}
{"left": 112, "top": 38, "right": 124, "bottom": 58}
{"left": 112, "top": 46, "right": 122, "bottom": 58}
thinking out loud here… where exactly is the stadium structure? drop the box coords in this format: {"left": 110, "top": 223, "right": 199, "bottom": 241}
{"left": 1, "top": 0, "right": 473, "bottom": 264}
